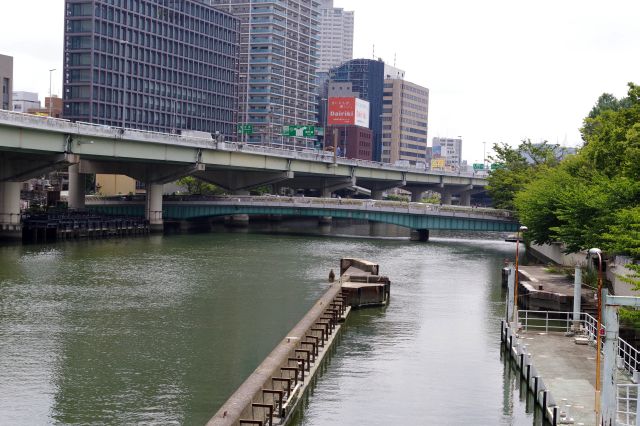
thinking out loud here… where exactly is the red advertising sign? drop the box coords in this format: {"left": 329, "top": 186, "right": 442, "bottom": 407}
{"left": 328, "top": 97, "right": 356, "bottom": 125}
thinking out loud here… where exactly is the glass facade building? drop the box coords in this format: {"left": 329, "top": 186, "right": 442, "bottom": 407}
{"left": 329, "top": 59, "right": 385, "bottom": 161}
{"left": 211, "top": 0, "right": 320, "bottom": 145}
{"left": 63, "top": 0, "right": 240, "bottom": 138}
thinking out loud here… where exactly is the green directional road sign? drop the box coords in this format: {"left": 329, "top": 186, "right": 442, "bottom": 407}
{"left": 237, "top": 124, "right": 253, "bottom": 135}
{"left": 473, "top": 163, "right": 485, "bottom": 171}
{"left": 282, "top": 125, "right": 316, "bottom": 137}
{"left": 490, "top": 163, "right": 505, "bottom": 170}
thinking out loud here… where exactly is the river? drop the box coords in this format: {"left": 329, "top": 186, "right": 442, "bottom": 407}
{"left": 0, "top": 222, "right": 545, "bottom": 425}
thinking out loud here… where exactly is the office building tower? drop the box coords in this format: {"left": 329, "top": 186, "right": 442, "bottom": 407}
{"left": 12, "top": 91, "right": 41, "bottom": 113}
{"left": 329, "top": 58, "right": 385, "bottom": 161}
{"left": 63, "top": 0, "right": 240, "bottom": 138}
{"left": 381, "top": 78, "right": 429, "bottom": 165}
{"left": 317, "top": 0, "right": 353, "bottom": 73}
{"left": 211, "top": 0, "right": 320, "bottom": 145}
{"left": 432, "top": 137, "right": 463, "bottom": 170}
{"left": 0, "top": 54, "right": 13, "bottom": 111}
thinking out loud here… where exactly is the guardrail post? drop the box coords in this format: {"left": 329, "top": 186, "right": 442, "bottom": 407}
{"left": 533, "top": 377, "right": 539, "bottom": 402}
{"left": 506, "top": 264, "right": 515, "bottom": 323}
{"left": 573, "top": 266, "right": 582, "bottom": 331}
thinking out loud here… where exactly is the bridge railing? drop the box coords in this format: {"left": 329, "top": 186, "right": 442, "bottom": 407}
{"left": 0, "top": 110, "right": 487, "bottom": 179}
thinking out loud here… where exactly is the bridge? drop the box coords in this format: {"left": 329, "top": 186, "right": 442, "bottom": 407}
{"left": 0, "top": 110, "right": 489, "bottom": 238}
{"left": 86, "top": 196, "right": 519, "bottom": 240}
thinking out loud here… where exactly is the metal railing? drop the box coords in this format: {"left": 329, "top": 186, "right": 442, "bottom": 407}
{"left": 617, "top": 383, "right": 640, "bottom": 426}
{"left": 519, "top": 310, "right": 640, "bottom": 379}
{"left": 88, "top": 195, "right": 515, "bottom": 220}
{"left": 0, "top": 109, "right": 489, "bottom": 180}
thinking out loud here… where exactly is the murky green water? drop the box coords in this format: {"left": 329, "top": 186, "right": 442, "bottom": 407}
{"left": 0, "top": 226, "right": 543, "bottom": 425}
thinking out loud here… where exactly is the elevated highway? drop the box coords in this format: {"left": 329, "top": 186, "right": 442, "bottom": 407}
{"left": 0, "top": 110, "right": 489, "bottom": 237}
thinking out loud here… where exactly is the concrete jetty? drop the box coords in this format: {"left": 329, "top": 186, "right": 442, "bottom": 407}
{"left": 208, "top": 258, "right": 390, "bottom": 426}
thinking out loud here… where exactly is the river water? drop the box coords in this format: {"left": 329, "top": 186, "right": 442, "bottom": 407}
{"left": 0, "top": 222, "right": 545, "bottom": 425}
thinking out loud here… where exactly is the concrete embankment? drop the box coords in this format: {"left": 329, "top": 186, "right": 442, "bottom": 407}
{"left": 208, "top": 258, "right": 390, "bottom": 426}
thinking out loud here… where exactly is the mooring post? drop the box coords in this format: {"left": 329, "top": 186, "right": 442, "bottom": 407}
{"left": 573, "top": 266, "right": 582, "bottom": 331}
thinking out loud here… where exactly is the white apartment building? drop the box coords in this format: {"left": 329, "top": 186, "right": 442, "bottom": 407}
{"left": 381, "top": 78, "right": 430, "bottom": 165}
{"left": 212, "top": 0, "right": 320, "bottom": 145}
{"left": 317, "top": 0, "right": 353, "bottom": 73}
{"left": 12, "top": 91, "right": 40, "bottom": 113}
{"left": 432, "top": 137, "right": 463, "bottom": 170}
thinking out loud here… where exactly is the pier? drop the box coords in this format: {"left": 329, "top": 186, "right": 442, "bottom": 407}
{"left": 208, "top": 258, "right": 390, "bottom": 426}
{"left": 501, "top": 265, "right": 640, "bottom": 425}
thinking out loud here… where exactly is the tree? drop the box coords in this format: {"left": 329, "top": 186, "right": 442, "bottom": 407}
{"left": 486, "top": 140, "right": 560, "bottom": 210}
{"left": 176, "top": 176, "right": 224, "bottom": 195}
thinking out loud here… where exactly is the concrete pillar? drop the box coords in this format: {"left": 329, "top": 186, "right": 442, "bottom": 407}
{"left": 68, "top": 164, "right": 86, "bottom": 210}
{"left": 601, "top": 298, "right": 618, "bottom": 426}
{"left": 321, "top": 188, "right": 332, "bottom": 198}
{"left": 318, "top": 216, "right": 332, "bottom": 225}
{"left": 507, "top": 264, "right": 515, "bottom": 324}
{"left": 409, "top": 188, "right": 423, "bottom": 202}
{"left": 369, "top": 220, "right": 384, "bottom": 236}
{"left": 228, "top": 190, "right": 250, "bottom": 227}
{"left": 460, "top": 191, "right": 472, "bottom": 207}
{"left": 371, "top": 189, "right": 384, "bottom": 200}
{"left": 0, "top": 181, "right": 22, "bottom": 240}
{"left": 573, "top": 267, "right": 582, "bottom": 331}
{"left": 441, "top": 192, "right": 452, "bottom": 205}
{"left": 409, "top": 229, "right": 429, "bottom": 242}
{"left": 145, "top": 183, "right": 164, "bottom": 233}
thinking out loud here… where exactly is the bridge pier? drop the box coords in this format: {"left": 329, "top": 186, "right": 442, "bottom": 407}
{"left": 145, "top": 183, "right": 164, "bottom": 233}
{"left": 409, "top": 188, "right": 424, "bottom": 202}
{"left": 371, "top": 189, "right": 384, "bottom": 200}
{"left": 459, "top": 191, "right": 472, "bottom": 207}
{"left": 440, "top": 192, "right": 452, "bottom": 205}
{"left": 410, "top": 229, "right": 430, "bottom": 242}
{"left": 0, "top": 181, "right": 22, "bottom": 240}
{"left": 318, "top": 216, "right": 332, "bottom": 225}
{"left": 68, "top": 164, "right": 86, "bottom": 210}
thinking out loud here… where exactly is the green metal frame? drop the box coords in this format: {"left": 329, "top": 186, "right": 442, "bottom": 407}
{"left": 89, "top": 203, "right": 519, "bottom": 232}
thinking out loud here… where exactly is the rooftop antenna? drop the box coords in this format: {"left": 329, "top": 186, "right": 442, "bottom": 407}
{"left": 394, "top": 52, "right": 396, "bottom": 67}
{"left": 372, "top": 44, "right": 375, "bottom": 59}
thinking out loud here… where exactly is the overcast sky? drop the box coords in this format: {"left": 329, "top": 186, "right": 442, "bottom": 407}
{"left": 1, "top": 0, "right": 638, "bottom": 163}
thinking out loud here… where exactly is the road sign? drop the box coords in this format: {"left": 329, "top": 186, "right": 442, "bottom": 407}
{"left": 473, "top": 163, "right": 485, "bottom": 171}
{"left": 237, "top": 124, "right": 253, "bottom": 135}
{"left": 282, "top": 125, "right": 316, "bottom": 137}
{"left": 490, "top": 163, "right": 505, "bottom": 170}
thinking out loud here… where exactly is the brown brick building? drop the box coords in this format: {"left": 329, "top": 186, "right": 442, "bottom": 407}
{"left": 327, "top": 125, "right": 373, "bottom": 161}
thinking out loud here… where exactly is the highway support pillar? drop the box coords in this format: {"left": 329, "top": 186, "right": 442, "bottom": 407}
{"left": 410, "top": 229, "right": 429, "bottom": 242}
{"left": 572, "top": 267, "right": 582, "bottom": 332}
{"left": 371, "top": 189, "right": 384, "bottom": 200}
{"left": 145, "top": 183, "right": 164, "bottom": 233}
{"left": 440, "top": 192, "right": 452, "bottom": 205}
{"left": 68, "top": 164, "right": 86, "bottom": 210}
{"left": 409, "top": 188, "right": 423, "bottom": 202}
{"left": 459, "top": 191, "right": 472, "bottom": 207}
{"left": 0, "top": 181, "right": 22, "bottom": 240}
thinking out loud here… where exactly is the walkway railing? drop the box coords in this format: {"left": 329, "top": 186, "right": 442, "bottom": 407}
{"left": 617, "top": 384, "right": 640, "bottom": 426}
{"left": 519, "top": 310, "right": 640, "bottom": 379}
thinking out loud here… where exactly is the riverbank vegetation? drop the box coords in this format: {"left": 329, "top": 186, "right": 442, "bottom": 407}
{"left": 487, "top": 83, "right": 640, "bottom": 287}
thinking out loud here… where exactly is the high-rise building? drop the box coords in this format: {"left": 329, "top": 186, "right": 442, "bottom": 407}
{"left": 329, "top": 58, "right": 385, "bottom": 161}
{"left": 381, "top": 78, "right": 429, "bottom": 165}
{"left": 12, "top": 91, "right": 40, "bottom": 113}
{"left": 63, "top": 0, "right": 240, "bottom": 138}
{"left": 317, "top": 0, "right": 353, "bottom": 74}
{"left": 211, "top": 0, "right": 320, "bottom": 146}
{"left": 0, "top": 54, "right": 13, "bottom": 111}
{"left": 432, "top": 137, "right": 463, "bottom": 170}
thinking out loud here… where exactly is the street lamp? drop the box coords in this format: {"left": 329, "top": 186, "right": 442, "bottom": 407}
{"left": 48, "top": 68, "right": 56, "bottom": 117}
{"left": 513, "top": 225, "right": 528, "bottom": 326}
{"left": 589, "top": 247, "right": 604, "bottom": 421}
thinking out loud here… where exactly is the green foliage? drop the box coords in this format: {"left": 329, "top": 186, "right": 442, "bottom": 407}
{"left": 176, "top": 176, "right": 224, "bottom": 195}
{"left": 385, "top": 194, "right": 409, "bottom": 202}
{"left": 420, "top": 193, "right": 441, "bottom": 204}
{"left": 487, "top": 140, "right": 561, "bottom": 210}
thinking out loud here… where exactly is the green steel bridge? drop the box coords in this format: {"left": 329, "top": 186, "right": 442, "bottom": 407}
{"left": 87, "top": 196, "right": 519, "bottom": 233}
